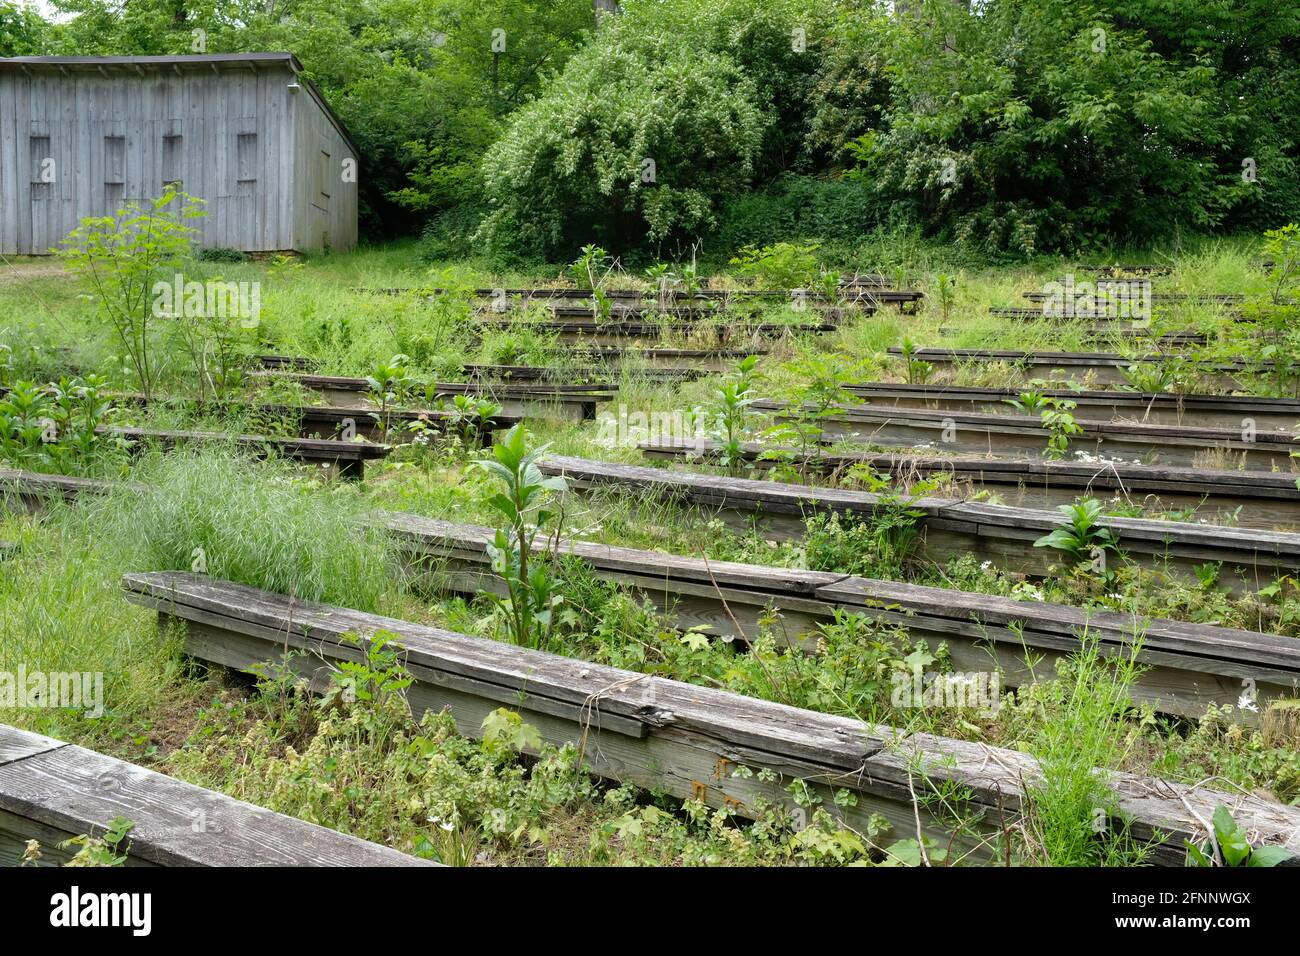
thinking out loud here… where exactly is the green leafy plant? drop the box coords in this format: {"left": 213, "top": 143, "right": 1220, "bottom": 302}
{"left": 1240, "top": 225, "right": 1300, "bottom": 397}
{"left": 472, "top": 424, "right": 568, "bottom": 650}
{"left": 57, "top": 817, "right": 135, "bottom": 867}
{"left": 0, "top": 375, "right": 120, "bottom": 475}
{"left": 711, "top": 354, "right": 760, "bottom": 474}
{"left": 366, "top": 354, "right": 416, "bottom": 437}
{"left": 898, "top": 337, "right": 934, "bottom": 386}
{"left": 1186, "top": 804, "right": 1296, "bottom": 867}
{"left": 168, "top": 281, "right": 258, "bottom": 402}
{"left": 480, "top": 707, "right": 544, "bottom": 758}
{"left": 1119, "top": 359, "right": 1188, "bottom": 394}
{"left": 55, "top": 185, "right": 205, "bottom": 400}
{"left": 1040, "top": 399, "right": 1083, "bottom": 460}
{"left": 643, "top": 262, "right": 678, "bottom": 311}
{"left": 443, "top": 394, "right": 503, "bottom": 447}
{"left": 1033, "top": 499, "right": 1121, "bottom": 573}
{"left": 729, "top": 241, "right": 820, "bottom": 290}
{"left": 571, "top": 244, "right": 615, "bottom": 322}
{"left": 1005, "top": 390, "right": 1051, "bottom": 414}
{"left": 932, "top": 272, "right": 957, "bottom": 323}
{"left": 804, "top": 505, "right": 924, "bottom": 581}
{"left": 761, "top": 354, "right": 860, "bottom": 478}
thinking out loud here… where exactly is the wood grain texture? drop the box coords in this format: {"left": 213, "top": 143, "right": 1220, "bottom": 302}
{"left": 119, "top": 571, "right": 1300, "bottom": 866}
{"left": 0, "top": 724, "right": 432, "bottom": 866}
{"left": 846, "top": 382, "right": 1300, "bottom": 431}
{"left": 633, "top": 439, "right": 1300, "bottom": 530}
{"left": 756, "top": 400, "right": 1297, "bottom": 470}
{"left": 378, "top": 507, "right": 1300, "bottom": 718}
{"left": 884, "top": 348, "right": 1263, "bottom": 388}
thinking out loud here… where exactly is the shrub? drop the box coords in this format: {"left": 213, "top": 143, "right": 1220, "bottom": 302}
{"left": 478, "top": 24, "right": 764, "bottom": 258}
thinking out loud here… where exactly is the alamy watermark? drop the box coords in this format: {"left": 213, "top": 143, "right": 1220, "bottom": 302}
{"left": 890, "top": 663, "right": 1001, "bottom": 716}
{"left": 1039, "top": 274, "right": 1151, "bottom": 320}
{"left": 152, "top": 274, "right": 261, "bottom": 329}
{"left": 593, "top": 403, "right": 711, "bottom": 451}
{"left": 0, "top": 666, "right": 104, "bottom": 718}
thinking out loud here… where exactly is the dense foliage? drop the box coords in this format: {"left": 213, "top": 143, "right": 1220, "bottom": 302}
{"left": 8, "top": 0, "right": 1299, "bottom": 257}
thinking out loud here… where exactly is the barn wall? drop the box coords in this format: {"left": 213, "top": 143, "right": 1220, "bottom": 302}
{"left": 290, "top": 86, "right": 358, "bottom": 253}
{"left": 0, "top": 63, "right": 354, "bottom": 254}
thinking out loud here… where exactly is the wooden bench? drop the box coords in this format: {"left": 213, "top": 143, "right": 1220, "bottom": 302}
{"left": 106, "top": 426, "right": 390, "bottom": 480}
{"left": 461, "top": 363, "right": 699, "bottom": 384}
{"left": 380, "top": 508, "right": 1300, "bottom": 720}
{"left": 633, "top": 440, "right": 1300, "bottom": 530}
{"left": 489, "top": 302, "right": 856, "bottom": 321}
{"left": 366, "top": 282, "right": 921, "bottom": 310}
{"left": 263, "top": 403, "right": 519, "bottom": 443}
{"left": 0, "top": 468, "right": 121, "bottom": 514}
{"left": 1026, "top": 290, "right": 1245, "bottom": 305}
{"left": 120, "top": 571, "right": 1300, "bottom": 865}
{"left": 845, "top": 382, "right": 1300, "bottom": 431}
{"left": 474, "top": 318, "right": 840, "bottom": 347}
{"left": 0, "top": 724, "right": 433, "bottom": 867}
{"left": 555, "top": 346, "right": 765, "bottom": 373}
{"left": 988, "top": 306, "right": 1247, "bottom": 326}
{"left": 254, "top": 353, "right": 316, "bottom": 371}
{"left": 754, "top": 400, "right": 1299, "bottom": 470}
{"left": 886, "top": 348, "right": 1267, "bottom": 389}
{"left": 109, "top": 392, "right": 520, "bottom": 444}
{"left": 536, "top": 453, "right": 1300, "bottom": 593}
{"left": 253, "top": 372, "right": 614, "bottom": 422}
{"left": 1087, "top": 264, "right": 1174, "bottom": 277}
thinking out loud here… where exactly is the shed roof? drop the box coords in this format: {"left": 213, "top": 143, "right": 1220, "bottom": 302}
{"left": 0, "top": 53, "right": 358, "bottom": 155}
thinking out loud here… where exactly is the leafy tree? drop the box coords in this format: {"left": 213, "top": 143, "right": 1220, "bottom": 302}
{"left": 0, "top": 0, "right": 55, "bottom": 55}
{"left": 41, "top": 0, "right": 594, "bottom": 238}
{"left": 479, "top": 20, "right": 765, "bottom": 257}
{"left": 847, "top": 0, "right": 1298, "bottom": 255}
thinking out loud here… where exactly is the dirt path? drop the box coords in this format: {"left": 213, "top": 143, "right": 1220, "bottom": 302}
{"left": 0, "top": 260, "right": 71, "bottom": 285}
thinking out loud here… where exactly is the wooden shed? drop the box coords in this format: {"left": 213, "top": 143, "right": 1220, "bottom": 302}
{"left": 0, "top": 53, "right": 358, "bottom": 255}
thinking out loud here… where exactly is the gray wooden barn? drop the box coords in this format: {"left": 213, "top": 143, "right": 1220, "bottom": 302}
{"left": 0, "top": 53, "right": 358, "bottom": 255}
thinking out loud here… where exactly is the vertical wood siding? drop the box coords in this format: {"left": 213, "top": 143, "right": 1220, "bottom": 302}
{"left": 0, "top": 62, "right": 357, "bottom": 254}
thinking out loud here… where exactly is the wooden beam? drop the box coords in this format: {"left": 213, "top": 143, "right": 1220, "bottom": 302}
{"left": 887, "top": 348, "right": 1266, "bottom": 389}
{"left": 755, "top": 400, "right": 1299, "bottom": 470}
{"left": 103, "top": 426, "right": 390, "bottom": 480}
{"left": 119, "top": 571, "right": 1300, "bottom": 866}
{"left": 380, "top": 509, "right": 1300, "bottom": 719}
{"left": 0, "top": 724, "right": 433, "bottom": 867}
{"left": 634, "top": 440, "right": 1300, "bottom": 530}
{"left": 845, "top": 382, "right": 1300, "bottom": 430}
{"left": 536, "top": 455, "right": 1300, "bottom": 594}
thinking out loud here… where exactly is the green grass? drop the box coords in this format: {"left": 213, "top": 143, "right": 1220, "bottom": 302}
{"left": 4, "top": 231, "right": 1298, "bottom": 866}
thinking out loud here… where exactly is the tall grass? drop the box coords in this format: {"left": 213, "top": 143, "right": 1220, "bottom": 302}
{"left": 1020, "top": 634, "right": 1152, "bottom": 866}
{"left": 90, "top": 449, "right": 401, "bottom": 610}
{"left": 1, "top": 448, "right": 403, "bottom": 737}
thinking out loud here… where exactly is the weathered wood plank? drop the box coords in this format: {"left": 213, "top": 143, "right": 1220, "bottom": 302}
{"left": 105, "top": 425, "right": 390, "bottom": 479}
{"left": 540, "top": 454, "right": 1300, "bottom": 590}
{"left": 635, "top": 439, "right": 1300, "bottom": 530}
{"left": 0, "top": 724, "right": 433, "bottom": 867}
{"left": 119, "top": 571, "right": 1300, "bottom": 866}
{"left": 377, "top": 508, "right": 1300, "bottom": 719}
{"left": 756, "top": 400, "right": 1298, "bottom": 470}
{"left": 846, "top": 382, "right": 1300, "bottom": 431}
{"left": 252, "top": 371, "right": 614, "bottom": 420}
{"left": 887, "top": 348, "right": 1266, "bottom": 389}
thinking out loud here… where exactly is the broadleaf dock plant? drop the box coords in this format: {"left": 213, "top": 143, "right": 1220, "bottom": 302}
{"left": 473, "top": 424, "right": 569, "bottom": 651}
